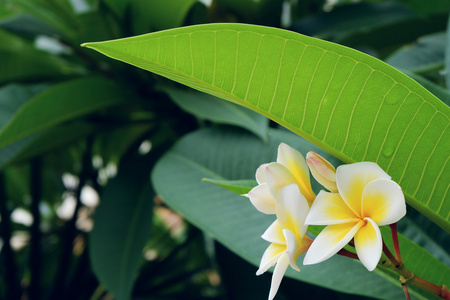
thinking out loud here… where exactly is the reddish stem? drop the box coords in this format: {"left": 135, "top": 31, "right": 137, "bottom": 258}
{"left": 337, "top": 248, "right": 358, "bottom": 260}
{"left": 402, "top": 284, "right": 411, "bottom": 300}
{"left": 390, "top": 223, "right": 402, "bottom": 263}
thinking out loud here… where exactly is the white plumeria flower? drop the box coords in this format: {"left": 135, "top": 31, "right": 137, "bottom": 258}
{"left": 257, "top": 184, "right": 313, "bottom": 300}
{"left": 245, "top": 143, "right": 315, "bottom": 214}
{"left": 306, "top": 151, "right": 338, "bottom": 193}
{"left": 303, "top": 162, "right": 406, "bottom": 271}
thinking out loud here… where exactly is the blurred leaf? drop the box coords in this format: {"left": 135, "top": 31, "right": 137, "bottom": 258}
{"left": 103, "top": 0, "right": 129, "bottom": 20}
{"left": 0, "top": 28, "right": 84, "bottom": 84}
{"left": 130, "top": 0, "right": 198, "bottom": 34}
{"left": 291, "top": 2, "right": 416, "bottom": 42}
{"left": 446, "top": 14, "right": 450, "bottom": 91}
{"left": 214, "top": 0, "right": 283, "bottom": 26}
{"left": 162, "top": 86, "right": 269, "bottom": 142}
{"left": 202, "top": 178, "right": 257, "bottom": 195}
{"left": 291, "top": 3, "right": 448, "bottom": 54}
{"left": 386, "top": 32, "right": 446, "bottom": 74}
{"left": 152, "top": 126, "right": 444, "bottom": 299}
{"left": 397, "top": 0, "right": 450, "bottom": 15}
{"left": 94, "top": 123, "right": 153, "bottom": 165}
{"left": 401, "top": 70, "right": 450, "bottom": 106}
{"left": 0, "top": 77, "right": 133, "bottom": 149}
{"left": 90, "top": 155, "right": 154, "bottom": 300}
{"left": 5, "top": 0, "right": 80, "bottom": 37}
{"left": 83, "top": 23, "right": 450, "bottom": 232}
{"left": 0, "top": 122, "right": 95, "bottom": 170}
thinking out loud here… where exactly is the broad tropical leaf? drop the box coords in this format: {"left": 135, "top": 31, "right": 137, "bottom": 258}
{"left": 83, "top": 23, "right": 450, "bottom": 232}
{"left": 0, "top": 77, "right": 133, "bottom": 149}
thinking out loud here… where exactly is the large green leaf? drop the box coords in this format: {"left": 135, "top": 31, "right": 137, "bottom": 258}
{"left": 0, "top": 77, "right": 133, "bottom": 149}
{"left": 152, "top": 126, "right": 449, "bottom": 299}
{"left": 82, "top": 23, "right": 450, "bottom": 232}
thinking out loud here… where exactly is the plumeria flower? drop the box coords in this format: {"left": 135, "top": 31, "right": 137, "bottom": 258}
{"left": 306, "top": 151, "right": 338, "bottom": 193}
{"left": 303, "top": 162, "right": 406, "bottom": 271}
{"left": 245, "top": 143, "right": 315, "bottom": 214}
{"left": 257, "top": 184, "right": 313, "bottom": 300}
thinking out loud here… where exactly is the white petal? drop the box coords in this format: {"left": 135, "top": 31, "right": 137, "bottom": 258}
{"left": 283, "top": 229, "right": 300, "bottom": 271}
{"left": 354, "top": 218, "right": 382, "bottom": 271}
{"left": 306, "top": 151, "right": 338, "bottom": 193}
{"left": 268, "top": 252, "right": 290, "bottom": 300}
{"left": 247, "top": 183, "right": 276, "bottom": 214}
{"left": 256, "top": 163, "right": 269, "bottom": 184}
{"left": 305, "top": 190, "right": 359, "bottom": 225}
{"left": 261, "top": 220, "right": 285, "bottom": 245}
{"left": 276, "top": 184, "right": 310, "bottom": 237}
{"left": 336, "top": 162, "right": 391, "bottom": 217}
{"left": 277, "top": 143, "right": 315, "bottom": 203}
{"left": 303, "top": 221, "right": 363, "bottom": 265}
{"left": 265, "top": 162, "right": 297, "bottom": 197}
{"left": 361, "top": 178, "right": 406, "bottom": 226}
{"left": 256, "top": 243, "right": 285, "bottom": 275}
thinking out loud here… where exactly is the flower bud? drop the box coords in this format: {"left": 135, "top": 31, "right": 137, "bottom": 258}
{"left": 306, "top": 152, "right": 338, "bottom": 193}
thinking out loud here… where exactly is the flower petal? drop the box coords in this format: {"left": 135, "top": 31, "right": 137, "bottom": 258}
{"left": 256, "top": 163, "right": 269, "bottom": 184}
{"left": 277, "top": 143, "right": 315, "bottom": 204}
{"left": 261, "top": 220, "right": 285, "bottom": 245}
{"left": 256, "top": 243, "right": 285, "bottom": 275}
{"left": 306, "top": 151, "right": 338, "bottom": 193}
{"left": 268, "top": 252, "right": 290, "bottom": 300}
{"left": 336, "top": 162, "right": 391, "bottom": 217}
{"left": 354, "top": 218, "right": 382, "bottom": 271}
{"left": 276, "top": 184, "right": 310, "bottom": 237}
{"left": 361, "top": 178, "right": 406, "bottom": 226}
{"left": 283, "top": 229, "right": 300, "bottom": 271}
{"left": 303, "top": 221, "right": 363, "bottom": 265}
{"left": 305, "top": 191, "right": 359, "bottom": 225}
{"left": 247, "top": 183, "right": 276, "bottom": 214}
{"left": 265, "top": 162, "right": 297, "bottom": 197}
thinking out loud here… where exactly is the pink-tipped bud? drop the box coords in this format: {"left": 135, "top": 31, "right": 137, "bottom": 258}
{"left": 306, "top": 152, "right": 338, "bottom": 193}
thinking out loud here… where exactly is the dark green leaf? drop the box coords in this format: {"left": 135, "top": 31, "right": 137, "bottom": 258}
{"left": 0, "top": 28, "right": 84, "bottom": 84}
{"left": 162, "top": 86, "right": 269, "bottom": 141}
{"left": 386, "top": 32, "right": 446, "bottom": 74}
{"left": 0, "top": 77, "right": 133, "bottom": 149}
{"left": 90, "top": 156, "right": 154, "bottom": 300}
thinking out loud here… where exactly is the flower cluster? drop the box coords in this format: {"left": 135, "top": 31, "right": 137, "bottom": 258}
{"left": 245, "top": 144, "right": 406, "bottom": 300}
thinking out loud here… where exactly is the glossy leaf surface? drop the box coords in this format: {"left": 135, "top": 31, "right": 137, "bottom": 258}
{"left": 83, "top": 24, "right": 450, "bottom": 232}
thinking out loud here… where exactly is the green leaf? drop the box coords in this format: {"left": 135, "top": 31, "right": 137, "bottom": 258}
{"left": 82, "top": 23, "right": 450, "bottom": 232}
{"left": 202, "top": 178, "right": 257, "bottom": 195}
{"left": 152, "top": 126, "right": 446, "bottom": 299}
{"left": 0, "top": 28, "right": 84, "bottom": 84}
{"left": 0, "top": 77, "right": 132, "bottom": 149}
{"left": 90, "top": 156, "right": 154, "bottom": 300}
{"left": 5, "top": 0, "right": 80, "bottom": 37}
{"left": 386, "top": 32, "right": 446, "bottom": 74}
{"left": 162, "top": 86, "right": 268, "bottom": 141}
{"left": 0, "top": 122, "right": 95, "bottom": 170}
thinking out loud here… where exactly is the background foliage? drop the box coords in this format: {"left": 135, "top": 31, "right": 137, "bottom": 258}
{"left": 0, "top": 0, "right": 449, "bottom": 299}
